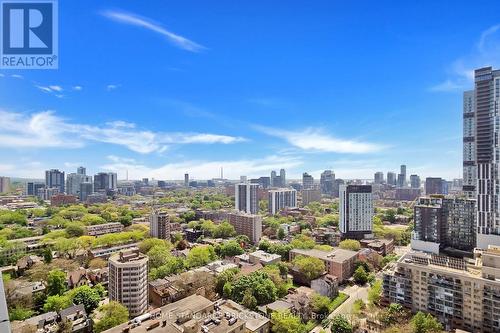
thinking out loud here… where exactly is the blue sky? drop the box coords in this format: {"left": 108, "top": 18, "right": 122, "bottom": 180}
{"left": 1, "top": 0, "right": 500, "bottom": 181}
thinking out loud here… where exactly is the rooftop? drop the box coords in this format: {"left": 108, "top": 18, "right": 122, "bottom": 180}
{"left": 291, "top": 248, "right": 358, "bottom": 262}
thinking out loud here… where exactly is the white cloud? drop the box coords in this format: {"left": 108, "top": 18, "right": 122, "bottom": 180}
{"left": 101, "top": 154, "right": 302, "bottom": 180}
{"left": 107, "top": 84, "right": 119, "bottom": 91}
{"left": 430, "top": 23, "right": 500, "bottom": 92}
{"left": 11, "top": 74, "right": 23, "bottom": 79}
{"left": 101, "top": 10, "right": 205, "bottom": 52}
{"left": 0, "top": 109, "right": 246, "bottom": 153}
{"left": 255, "top": 126, "right": 385, "bottom": 154}
{"left": 49, "top": 85, "right": 63, "bottom": 92}
{"left": 72, "top": 86, "right": 83, "bottom": 91}
{"left": 429, "top": 79, "right": 465, "bottom": 92}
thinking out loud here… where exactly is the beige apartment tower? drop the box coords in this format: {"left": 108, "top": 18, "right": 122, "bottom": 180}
{"left": 108, "top": 250, "right": 149, "bottom": 317}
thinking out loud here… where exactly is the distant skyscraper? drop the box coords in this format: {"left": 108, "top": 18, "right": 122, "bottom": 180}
{"left": 93, "top": 172, "right": 117, "bottom": 192}
{"left": 184, "top": 173, "right": 189, "bottom": 187}
{"left": 302, "top": 172, "right": 314, "bottom": 189}
{"left": 235, "top": 183, "right": 259, "bottom": 214}
{"left": 45, "top": 169, "right": 65, "bottom": 193}
{"left": 463, "top": 90, "right": 476, "bottom": 198}
{"left": 280, "top": 169, "right": 286, "bottom": 187}
{"left": 374, "top": 172, "right": 384, "bottom": 184}
{"left": 240, "top": 175, "right": 247, "bottom": 183}
{"left": 66, "top": 170, "right": 91, "bottom": 196}
{"left": 302, "top": 188, "right": 322, "bottom": 206}
{"left": 425, "top": 177, "right": 446, "bottom": 195}
{"left": 320, "top": 170, "right": 335, "bottom": 196}
{"left": 387, "top": 172, "right": 397, "bottom": 186}
{"left": 271, "top": 170, "right": 277, "bottom": 187}
{"left": 410, "top": 174, "right": 421, "bottom": 189}
{"left": 0, "top": 177, "right": 10, "bottom": 193}
{"left": 339, "top": 185, "right": 373, "bottom": 239}
{"left": 268, "top": 188, "right": 297, "bottom": 215}
{"left": 77, "top": 166, "right": 86, "bottom": 175}
{"left": 79, "top": 182, "right": 93, "bottom": 201}
{"left": 26, "top": 182, "right": 44, "bottom": 196}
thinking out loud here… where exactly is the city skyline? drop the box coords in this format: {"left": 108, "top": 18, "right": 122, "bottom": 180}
{"left": 1, "top": 1, "right": 500, "bottom": 181}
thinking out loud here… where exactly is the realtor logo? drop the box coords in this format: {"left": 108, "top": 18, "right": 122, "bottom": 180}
{"left": 1, "top": 0, "right": 58, "bottom": 69}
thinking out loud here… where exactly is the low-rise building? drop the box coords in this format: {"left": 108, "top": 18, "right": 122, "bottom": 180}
{"left": 85, "top": 222, "right": 124, "bottom": 236}
{"left": 248, "top": 250, "right": 281, "bottom": 266}
{"left": 102, "top": 294, "right": 269, "bottom": 333}
{"left": 311, "top": 274, "right": 339, "bottom": 299}
{"left": 50, "top": 193, "right": 78, "bottom": 206}
{"left": 289, "top": 248, "right": 358, "bottom": 282}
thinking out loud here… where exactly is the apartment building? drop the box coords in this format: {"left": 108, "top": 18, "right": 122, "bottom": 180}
{"left": 339, "top": 185, "right": 373, "bottom": 240}
{"left": 149, "top": 211, "right": 171, "bottom": 240}
{"left": 227, "top": 211, "right": 262, "bottom": 244}
{"left": 85, "top": 222, "right": 124, "bottom": 236}
{"left": 383, "top": 248, "right": 500, "bottom": 332}
{"left": 289, "top": 248, "right": 358, "bottom": 282}
{"left": 108, "top": 250, "right": 148, "bottom": 317}
{"left": 235, "top": 183, "right": 259, "bottom": 214}
{"left": 301, "top": 188, "right": 321, "bottom": 206}
{"left": 412, "top": 196, "right": 476, "bottom": 254}
{"left": 268, "top": 188, "right": 297, "bottom": 215}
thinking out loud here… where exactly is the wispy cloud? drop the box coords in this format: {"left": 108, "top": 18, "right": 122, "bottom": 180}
{"left": 0, "top": 109, "right": 246, "bottom": 153}
{"left": 72, "top": 86, "right": 83, "bottom": 91}
{"left": 254, "top": 125, "right": 386, "bottom": 154}
{"left": 101, "top": 154, "right": 302, "bottom": 180}
{"left": 11, "top": 74, "right": 23, "bottom": 79}
{"left": 430, "top": 23, "right": 500, "bottom": 92}
{"left": 0, "top": 74, "right": 4, "bottom": 77}
{"left": 106, "top": 84, "right": 120, "bottom": 91}
{"left": 101, "top": 10, "right": 205, "bottom": 52}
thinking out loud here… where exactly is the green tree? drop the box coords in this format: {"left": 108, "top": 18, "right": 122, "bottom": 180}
{"left": 65, "top": 224, "right": 85, "bottom": 237}
{"left": 339, "top": 239, "right": 361, "bottom": 251}
{"left": 43, "top": 248, "right": 53, "bottom": 264}
{"left": 94, "top": 301, "right": 129, "bottom": 333}
{"left": 271, "top": 310, "right": 307, "bottom": 333}
{"left": 292, "top": 255, "right": 325, "bottom": 281}
{"left": 411, "top": 312, "right": 443, "bottom": 333}
{"left": 368, "top": 280, "right": 382, "bottom": 306}
{"left": 223, "top": 282, "right": 233, "bottom": 298}
{"left": 277, "top": 227, "right": 285, "bottom": 240}
{"left": 311, "top": 294, "right": 331, "bottom": 317}
{"left": 353, "top": 266, "right": 368, "bottom": 285}
{"left": 218, "top": 241, "right": 244, "bottom": 257}
{"left": 147, "top": 245, "right": 172, "bottom": 269}
{"left": 241, "top": 289, "right": 258, "bottom": 310}
{"left": 8, "top": 306, "right": 34, "bottom": 321}
{"left": 231, "top": 271, "right": 277, "bottom": 305}
{"left": 213, "top": 221, "right": 236, "bottom": 238}
{"left": 46, "top": 269, "right": 67, "bottom": 296}
{"left": 43, "top": 295, "right": 72, "bottom": 312}
{"left": 69, "top": 285, "right": 100, "bottom": 313}
{"left": 138, "top": 238, "right": 170, "bottom": 254}
{"left": 330, "top": 314, "right": 352, "bottom": 333}
{"left": 186, "top": 245, "right": 217, "bottom": 268}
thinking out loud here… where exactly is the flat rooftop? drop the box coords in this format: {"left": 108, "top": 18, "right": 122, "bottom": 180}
{"left": 291, "top": 248, "right": 358, "bottom": 262}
